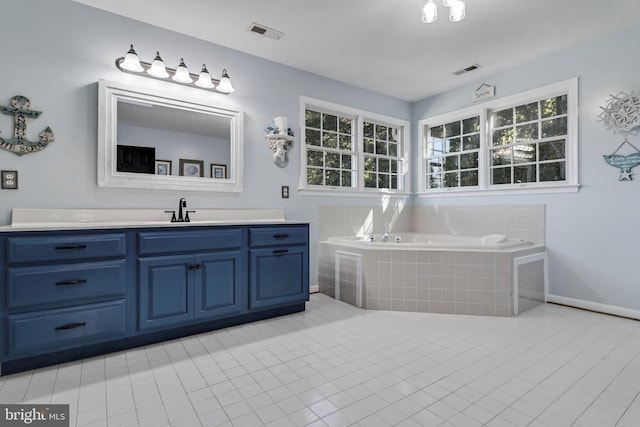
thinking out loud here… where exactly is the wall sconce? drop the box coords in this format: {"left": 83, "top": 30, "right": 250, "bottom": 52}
{"left": 115, "top": 44, "right": 235, "bottom": 94}
{"left": 265, "top": 116, "right": 295, "bottom": 168}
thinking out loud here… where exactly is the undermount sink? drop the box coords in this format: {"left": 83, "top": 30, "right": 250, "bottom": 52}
{"left": 8, "top": 208, "right": 286, "bottom": 229}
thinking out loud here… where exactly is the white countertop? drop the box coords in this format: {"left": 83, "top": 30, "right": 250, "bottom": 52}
{"left": 0, "top": 208, "right": 308, "bottom": 232}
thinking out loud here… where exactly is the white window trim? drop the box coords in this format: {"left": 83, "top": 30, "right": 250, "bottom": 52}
{"left": 299, "top": 96, "right": 411, "bottom": 197}
{"left": 417, "top": 78, "right": 580, "bottom": 197}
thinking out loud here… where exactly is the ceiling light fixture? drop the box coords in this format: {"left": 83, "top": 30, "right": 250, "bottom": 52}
{"left": 422, "top": 0, "right": 466, "bottom": 23}
{"left": 115, "top": 44, "right": 235, "bottom": 94}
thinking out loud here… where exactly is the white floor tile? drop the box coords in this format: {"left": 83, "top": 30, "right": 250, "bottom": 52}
{"left": 0, "top": 294, "right": 638, "bottom": 427}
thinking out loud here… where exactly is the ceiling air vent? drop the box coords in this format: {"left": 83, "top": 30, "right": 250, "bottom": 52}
{"left": 453, "top": 63, "right": 481, "bottom": 76}
{"left": 248, "top": 22, "right": 284, "bottom": 40}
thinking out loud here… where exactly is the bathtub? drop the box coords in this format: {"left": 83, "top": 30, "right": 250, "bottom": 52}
{"left": 318, "top": 233, "right": 546, "bottom": 317}
{"left": 328, "top": 233, "right": 533, "bottom": 250}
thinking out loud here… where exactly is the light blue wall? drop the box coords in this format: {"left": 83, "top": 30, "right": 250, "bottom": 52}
{"left": 412, "top": 25, "right": 640, "bottom": 311}
{"left": 2, "top": 1, "right": 638, "bottom": 312}
{"left": 0, "top": 0, "right": 411, "bottom": 283}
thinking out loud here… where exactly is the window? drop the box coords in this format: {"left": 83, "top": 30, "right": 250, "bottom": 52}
{"left": 301, "top": 97, "right": 410, "bottom": 195}
{"left": 426, "top": 115, "right": 480, "bottom": 189}
{"left": 419, "top": 79, "right": 578, "bottom": 196}
{"left": 489, "top": 95, "right": 568, "bottom": 186}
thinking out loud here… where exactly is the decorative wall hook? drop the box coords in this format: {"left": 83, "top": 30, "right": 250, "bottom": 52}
{"left": 265, "top": 116, "right": 295, "bottom": 168}
{"left": 598, "top": 91, "right": 640, "bottom": 181}
{"left": 603, "top": 140, "right": 640, "bottom": 181}
{"left": 0, "top": 95, "right": 55, "bottom": 155}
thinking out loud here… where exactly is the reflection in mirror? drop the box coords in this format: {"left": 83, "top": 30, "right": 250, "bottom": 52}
{"left": 98, "top": 79, "right": 243, "bottom": 192}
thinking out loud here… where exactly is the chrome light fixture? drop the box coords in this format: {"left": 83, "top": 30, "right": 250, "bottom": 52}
{"left": 422, "top": 0, "right": 466, "bottom": 23}
{"left": 115, "top": 45, "right": 235, "bottom": 94}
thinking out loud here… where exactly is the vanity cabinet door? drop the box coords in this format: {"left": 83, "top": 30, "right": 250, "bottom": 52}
{"left": 249, "top": 245, "right": 309, "bottom": 310}
{"left": 138, "top": 255, "right": 194, "bottom": 330}
{"left": 195, "top": 251, "right": 243, "bottom": 319}
{"left": 138, "top": 251, "right": 243, "bottom": 330}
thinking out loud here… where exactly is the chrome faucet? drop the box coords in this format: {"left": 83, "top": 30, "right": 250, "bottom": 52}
{"left": 380, "top": 232, "right": 389, "bottom": 242}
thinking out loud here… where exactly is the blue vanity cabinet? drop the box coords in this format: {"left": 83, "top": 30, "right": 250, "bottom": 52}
{"left": 137, "top": 229, "right": 244, "bottom": 331}
{"left": 249, "top": 226, "right": 309, "bottom": 310}
{"left": 2, "top": 232, "right": 128, "bottom": 358}
{"left": 0, "top": 222, "right": 308, "bottom": 375}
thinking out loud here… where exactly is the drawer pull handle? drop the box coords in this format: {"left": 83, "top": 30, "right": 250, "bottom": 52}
{"left": 273, "top": 249, "right": 289, "bottom": 255}
{"left": 55, "top": 244, "right": 87, "bottom": 251}
{"left": 55, "top": 279, "right": 87, "bottom": 286}
{"left": 55, "top": 322, "right": 87, "bottom": 331}
{"left": 273, "top": 233, "right": 289, "bottom": 239}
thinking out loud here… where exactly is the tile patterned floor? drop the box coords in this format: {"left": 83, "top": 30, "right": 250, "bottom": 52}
{"left": 1, "top": 293, "right": 639, "bottom": 426}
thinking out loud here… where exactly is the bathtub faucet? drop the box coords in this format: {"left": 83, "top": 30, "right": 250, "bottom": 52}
{"left": 380, "top": 232, "right": 389, "bottom": 242}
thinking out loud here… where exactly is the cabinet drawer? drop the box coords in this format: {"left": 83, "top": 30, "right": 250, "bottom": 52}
{"left": 7, "top": 300, "right": 126, "bottom": 355}
{"left": 7, "top": 233, "right": 126, "bottom": 264}
{"left": 138, "top": 229, "right": 242, "bottom": 255}
{"left": 249, "top": 226, "right": 308, "bottom": 247}
{"left": 7, "top": 260, "right": 126, "bottom": 309}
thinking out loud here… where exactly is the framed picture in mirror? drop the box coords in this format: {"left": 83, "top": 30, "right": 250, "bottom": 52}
{"left": 179, "top": 159, "right": 204, "bottom": 177}
{"left": 155, "top": 160, "right": 172, "bottom": 175}
{"left": 211, "top": 164, "right": 227, "bottom": 179}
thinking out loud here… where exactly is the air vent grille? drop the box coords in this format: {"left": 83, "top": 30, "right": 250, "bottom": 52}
{"left": 453, "top": 63, "right": 481, "bottom": 76}
{"left": 248, "top": 22, "right": 284, "bottom": 40}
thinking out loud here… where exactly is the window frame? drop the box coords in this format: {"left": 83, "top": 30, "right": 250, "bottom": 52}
{"left": 300, "top": 96, "right": 411, "bottom": 197}
{"left": 417, "top": 78, "right": 580, "bottom": 197}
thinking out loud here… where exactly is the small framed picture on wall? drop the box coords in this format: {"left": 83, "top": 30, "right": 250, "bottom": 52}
{"left": 211, "top": 164, "right": 227, "bottom": 179}
{"left": 155, "top": 160, "right": 172, "bottom": 175}
{"left": 179, "top": 159, "right": 204, "bottom": 177}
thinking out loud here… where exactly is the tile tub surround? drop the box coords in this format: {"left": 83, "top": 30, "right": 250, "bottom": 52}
{"left": 318, "top": 204, "right": 545, "bottom": 244}
{"left": 318, "top": 242, "right": 546, "bottom": 317}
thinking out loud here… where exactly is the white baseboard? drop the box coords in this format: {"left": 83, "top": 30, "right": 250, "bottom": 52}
{"left": 547, "top": 294, "right": 640, "bottom": 321}
{"left": 310, "top": 284, "right": 319, "bottom": 293}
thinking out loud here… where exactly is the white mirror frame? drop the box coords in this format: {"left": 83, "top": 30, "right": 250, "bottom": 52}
{"left": 97, "top": 79, "right": 243, "bottom": 192}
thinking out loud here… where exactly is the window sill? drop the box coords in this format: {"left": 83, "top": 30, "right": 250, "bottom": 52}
{"left": 416, "top": 184, "right": 580, "bottom": 198}
{"left": 299, "top": 188, "right": 412, "bottom": 198}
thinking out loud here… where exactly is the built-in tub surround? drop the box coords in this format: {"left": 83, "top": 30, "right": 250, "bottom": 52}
{"left": 318, "top": 204, "right": 545, "bottom": 244}
{"left": 317, "top": 204, "right": 546, "bottom": 317}
{"left": 318, "top": 240, "right": 546, "bottom": 317}
{"left": 329, "top": 233, "right": 532, "bottom": 250}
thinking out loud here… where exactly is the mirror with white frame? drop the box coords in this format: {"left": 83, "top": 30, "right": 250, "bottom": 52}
{"left": 98, "top": 79, "right": 243, "bottom": 192}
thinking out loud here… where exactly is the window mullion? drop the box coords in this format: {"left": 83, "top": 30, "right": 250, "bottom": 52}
{"left": 356, "top": 115, "right": 364, "bottom": 192}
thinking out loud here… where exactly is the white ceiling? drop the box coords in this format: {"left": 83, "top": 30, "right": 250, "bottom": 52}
{"left": 75, "top": 0, "right": 640, "bottom": 102}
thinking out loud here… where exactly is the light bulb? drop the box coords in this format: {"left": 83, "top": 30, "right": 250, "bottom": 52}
{"left": 120, "top": 44, "right": 144, "bottom": 72}
{"left": 217, "top": 69, "right": 235, "bottom": 94}
{"left": 449, "top": 0, "right": 465, "bottom": 22}
{"left": 422, "top": 0, "right": 438, "bottom": 23}
{"left": 172, "top": 58, "right": 193, "bottom": 83}
{"left": 195, "top": 64, "right": 215, "bottom": 89}
{"left": 147, "top": 51, "right": 169, "bottom": 78}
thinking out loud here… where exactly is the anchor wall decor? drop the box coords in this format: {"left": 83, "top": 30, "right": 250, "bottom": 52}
{"left": 0, "top": 95, "right": 55, "bottom": 156}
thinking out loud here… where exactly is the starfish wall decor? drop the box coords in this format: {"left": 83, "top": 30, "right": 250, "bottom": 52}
{"left": 599, "top": 91, "right": 640, "bottom": 180}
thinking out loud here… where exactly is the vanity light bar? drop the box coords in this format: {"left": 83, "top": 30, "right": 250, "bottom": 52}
{"left": 115, "top": 45, "right": 235, "bottom": 94}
